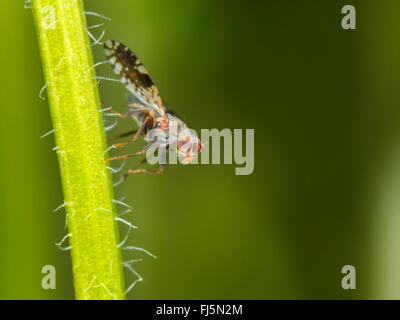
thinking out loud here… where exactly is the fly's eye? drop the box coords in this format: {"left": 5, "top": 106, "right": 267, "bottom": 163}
{"left": 178, "top": 140, "right": 189, "bottom": 152}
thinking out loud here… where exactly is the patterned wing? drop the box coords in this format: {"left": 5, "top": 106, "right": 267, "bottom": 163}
{"left": 104, "top": 40, "right": 165, "bottom": 116}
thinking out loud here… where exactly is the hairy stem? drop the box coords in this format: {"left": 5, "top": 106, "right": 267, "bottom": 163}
{"left": 32, "top": 0, "right": 125, "bottom": 299}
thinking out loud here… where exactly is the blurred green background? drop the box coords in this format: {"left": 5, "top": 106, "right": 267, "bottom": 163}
{"left": 1, "top": 0, "right": 400, "bottom": 299}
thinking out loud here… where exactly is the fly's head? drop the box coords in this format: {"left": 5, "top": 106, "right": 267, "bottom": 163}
{"left": 176, "top": 129, "right": 204, "bottom": 164}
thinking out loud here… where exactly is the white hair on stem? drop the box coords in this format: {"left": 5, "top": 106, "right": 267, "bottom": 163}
{"left": 113, "top": 176, "right": 124, "bottom": 188}
{"left": 112, "top": 198, "right": 132, "bottom": 209}
{"left": 123, "top": 263, "right": 143, "bottom": 295}
{"left": 117, "top": 224, "right": 132, "bottom": 248}
{"left": 99, "top": 106, "right": 112, "bottom": 113}
{"left": 106, "top": 160, "right": 127, "bottom": 174}
{"left": 94, "top": 76, "right": 120, "bottom": 82}
{"left": 39, "top": 82, "right": 48, "bottom": 100}
{"left": 84, "top": 11, "right": 111, "bottom": 21}
{"left": 24, "top": 0, "right": 32, "bottom": 9}
{"left": 88, "top": 23, "right": 105, "bottom": 30}
{"left": 114, "top": 217, "right": 138, "bottom": 230}
{"left": 104, "top": 118, "right": 118, "bottom": 132}
{"left": 90, "top": 60, "right": 109, "bottom": 70}
{"left": 86, "top": 28, "right": 106, "bottom": 46}
{"left": 118, "top": 208, "right": 132, "bottom": 217}
{"left": 40, "top": 128, "right": 55, "bottom": 139}
{"left": 84, "top": 276, "right": 97, "bottom": 294}
{"left": 53, "top": 201, "right": 67, "bottom": 213}
{"left": 122, "top": 246, "right": 157, "bottom": 259}
{"left": 55, "top": 233, "right": 72, "bottom": 251}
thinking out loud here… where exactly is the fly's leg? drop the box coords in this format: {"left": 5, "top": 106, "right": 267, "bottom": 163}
{"left": 112, "top": 114, "right": 151, "bottom": 148}
{"left": 101, "top": 102, "right": 134, "bottom": 118}
{"left": 101, "top": 102, "right": 144, "bottom": 118}
{"left": 106, "top": 142, "right": 166, "bottom": 177}
{"left": 102, "top": 102, "right": 146, "bottom": 143}
{"left": 105, "top": 141, "right": 156, "bottom": 163}
{"left": 104, "top": 148, "right": 147, "bottom": 163}
{"left": 109, "top": 129, "right": 138, "bottom": 141}
{"left": 123, "top": 163, "right": 166, "bottom": 179}
{"left": 127, "top": 102, "right": 147, "bottom": 110}
{"left": 122, "top": 147, "right": 167, "bottom": 178}
{"left": 121, "top": 158, "right": 147, "bottom": 179}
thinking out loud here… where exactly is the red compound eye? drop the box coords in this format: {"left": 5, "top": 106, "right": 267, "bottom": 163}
{"left": 178, "top": 140, "right": 190, "bottom": 152}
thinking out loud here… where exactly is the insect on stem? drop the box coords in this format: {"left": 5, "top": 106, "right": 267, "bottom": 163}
{"left": 102, "top": 39, "right": 204, "bottom": 178}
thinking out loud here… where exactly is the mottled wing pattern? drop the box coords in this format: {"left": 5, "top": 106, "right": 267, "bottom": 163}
{"left": 104, "top": 40, "right": 165, "bottom": 116}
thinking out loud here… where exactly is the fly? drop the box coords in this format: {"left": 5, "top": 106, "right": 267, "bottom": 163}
{"left": 103, "top": 40, "right": 203, "bottom": 179}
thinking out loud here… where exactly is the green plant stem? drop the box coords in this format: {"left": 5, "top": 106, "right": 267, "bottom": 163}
{"left": 32, "top": 0, "right": 125, "bottom": 299}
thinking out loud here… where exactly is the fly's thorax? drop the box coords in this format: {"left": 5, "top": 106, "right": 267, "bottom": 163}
{"left": 144, "top": 125, "right": 169, "bottom": 145}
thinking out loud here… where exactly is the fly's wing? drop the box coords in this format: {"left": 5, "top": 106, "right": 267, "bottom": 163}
{"left": 104, "top": 40, "right": 165, "bottom": 116}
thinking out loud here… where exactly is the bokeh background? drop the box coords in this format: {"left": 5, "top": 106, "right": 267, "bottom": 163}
{"left": 1, "top": 0, "right": 400, "bottom": 299}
